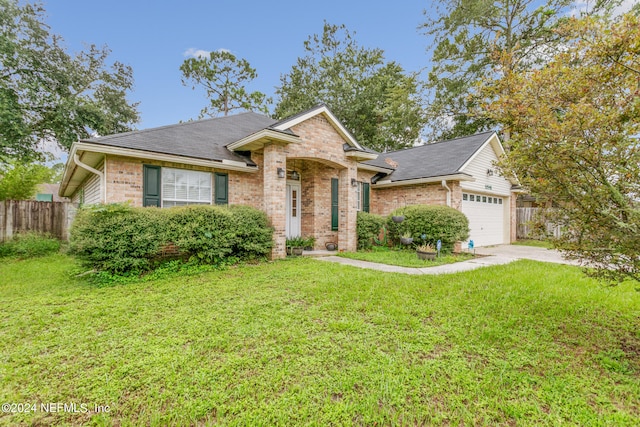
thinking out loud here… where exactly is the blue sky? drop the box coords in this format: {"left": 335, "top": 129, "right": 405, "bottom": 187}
{"left": 45, "top": 0, "right": 432, "bottom": 130}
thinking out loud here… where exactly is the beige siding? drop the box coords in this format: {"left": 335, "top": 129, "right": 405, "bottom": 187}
{"left": 71, "top": 163, "right": 103, "bottom": 205}
{"left": 460, "top": 142, "right": 511, "bottom": 196}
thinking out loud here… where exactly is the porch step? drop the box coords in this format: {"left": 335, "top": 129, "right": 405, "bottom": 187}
{"left": 302, "top": 250, "right": 337, "bottom": 258}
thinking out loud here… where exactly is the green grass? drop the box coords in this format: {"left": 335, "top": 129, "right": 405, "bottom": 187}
{"left": 1, "top": 255, "right": 639, "bottom": 425}
{"left": 338, "top": 246, "right": 475, "bottom": 268}
{"left": 513, "top": 239, "right": 554, "bottom": 249}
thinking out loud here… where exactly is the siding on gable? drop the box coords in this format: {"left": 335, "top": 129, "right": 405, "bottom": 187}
{"left": 460, "top": 142, "right": 512, "bottom": 195}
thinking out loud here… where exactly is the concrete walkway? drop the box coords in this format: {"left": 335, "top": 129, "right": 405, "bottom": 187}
{"left": 315, "top": 245, "right": 579, "bottom": 275}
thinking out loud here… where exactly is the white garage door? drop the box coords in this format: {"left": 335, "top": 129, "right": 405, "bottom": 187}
{"left": 461, "top": 193, "right": 506, "bottom": 247}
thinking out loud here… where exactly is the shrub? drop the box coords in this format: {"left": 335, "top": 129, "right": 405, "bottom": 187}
{"left": 388, "top": 205, "right": 469, "bottom": 252}
{"left": 227, "top": 205, "right": 274, "bottom": 259}
{"left": 70, "top": 203, "right": 168, "bottom": 274}
{"left": 357, "top": 211, "right": 387, "bottom": 250}
{"left": 70, "top": 203, "right": 273, "bottom": 274}
{"left": 0, "top": 232, "right": 61, "bottom": 258}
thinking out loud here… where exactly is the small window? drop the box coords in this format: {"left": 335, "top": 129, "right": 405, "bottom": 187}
{"left": 498, "top": 199, "right": 503, "bottom": 205}
{"left": 469, "top": 195, "right": 475, "bottom": 202}
{"left": 355, "top": 182, "right": 362, "bottom": 211}
{"left": 463, "top": 193, "right": 468, "bottom": 201}
{"left": 488, "top": 197, "right": 493, "bottom": 204}
{"left": 482, "top": 196, "right": 487, "bottom": 203}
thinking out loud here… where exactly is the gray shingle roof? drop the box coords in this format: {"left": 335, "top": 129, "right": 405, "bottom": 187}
{"left": 83, "top": 112, "right": 280, "bottom": 165}
{"left": 363, "top": 131, "right": 495, "bottom": 182}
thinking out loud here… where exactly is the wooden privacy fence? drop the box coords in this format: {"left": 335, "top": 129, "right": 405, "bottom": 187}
{"left": 516, "top": 207, "right": 562, "bottom": 240}
{"left": 0, "top": 200, "right": 78, "bottom": 242}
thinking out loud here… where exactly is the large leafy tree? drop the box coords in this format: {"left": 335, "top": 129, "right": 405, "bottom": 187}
{"left": 180, "top": 51, "right": 270, "bottom": 118}
{"left": 483, "top": 13, "right": 640, "bottom": 283}
{"left": 0, "top": 160, "right": 52, "bottom": 200}
{"left": 0, "top": 0, "right": 139, "bottom": 163}
{"left": 275, "top": 23, "right": 425, "bottom": 153}
{"left": 421, "top": 0, "right": 618, "bottom": 141}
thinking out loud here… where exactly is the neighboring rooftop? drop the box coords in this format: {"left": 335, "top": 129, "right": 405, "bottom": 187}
{"left": 363, "top": 131, "right": 496, "bottom": 182}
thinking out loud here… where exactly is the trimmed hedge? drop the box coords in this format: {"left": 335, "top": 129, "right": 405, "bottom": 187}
{"left": 356, "top": 211, "right": 387, "bottom": 250}
{"left": 388, "top": 205, "right": 469, "bottom": 251}
{"left": 70, "top": 203, "right": 273, "bottom": 274}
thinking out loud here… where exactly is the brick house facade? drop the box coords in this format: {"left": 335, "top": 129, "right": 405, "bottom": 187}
{"left": 60, "top": 105, "right": 518, "bottom": 259}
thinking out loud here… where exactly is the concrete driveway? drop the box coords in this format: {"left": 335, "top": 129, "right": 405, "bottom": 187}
{"left": 474, "top": 244, "right": 580, "bottom": 266}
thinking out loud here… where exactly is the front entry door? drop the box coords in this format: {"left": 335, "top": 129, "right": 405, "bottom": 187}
{"left": 286, "top": 182, "right": 301, "bottom": 238}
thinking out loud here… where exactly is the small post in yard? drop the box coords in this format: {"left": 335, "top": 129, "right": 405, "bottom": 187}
{"left": 468, "top": 239, "right": 475, "bottom": 255}
{"left": 436, "top": 239, "right": 442, "bottom": 257}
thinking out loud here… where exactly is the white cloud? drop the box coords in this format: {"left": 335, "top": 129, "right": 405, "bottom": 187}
{"left": 569, "top": 0, "right": 636, "bottom": 17}
{"left": 183, "top": 47, "right": 232, "bottom": 58}
{"left": 183, "top": 48, "right": 210, "bottom": 58}
{"left": 613, "top": 0, "right": 636, "bottom": 15}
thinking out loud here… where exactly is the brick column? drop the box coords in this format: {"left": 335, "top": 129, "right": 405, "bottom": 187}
{"left": 338, "top": 164, "right": 357, "bottom": 252}
{"left": 263, "top": 144, "right": 287, "bottom": 259}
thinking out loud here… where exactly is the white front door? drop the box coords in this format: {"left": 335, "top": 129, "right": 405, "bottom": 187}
{"left": 286, "top": 182, "right": 301, "bottom": 238}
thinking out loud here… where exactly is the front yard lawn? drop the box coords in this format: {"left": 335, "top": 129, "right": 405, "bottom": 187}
{"left": 338, "top": 246, "right": 475, "bottom": 268}
{"left": 1, "top": 255, "right": 639, "bottom": 425}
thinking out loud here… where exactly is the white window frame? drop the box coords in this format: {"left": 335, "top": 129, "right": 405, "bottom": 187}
{"left": 161, "top": 167, "right": 212, "bottom": 208}
{"left": 355, "top": 181, "right": 362, "bottom": 211}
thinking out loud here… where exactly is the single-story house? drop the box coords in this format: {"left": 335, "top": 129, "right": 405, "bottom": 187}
{"left": 59, "top": 104, "right": 519, "bottom": 258}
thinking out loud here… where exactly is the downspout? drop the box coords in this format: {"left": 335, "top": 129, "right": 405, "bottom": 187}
{"left": 74, "top": 153, "right": 106, "bottom": 204}
{"left": 441, "top": 180, "right": 451, "bottom": 207}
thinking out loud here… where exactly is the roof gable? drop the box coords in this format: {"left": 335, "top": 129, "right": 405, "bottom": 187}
{"left": 271, "top": 104, "right": 364, "bottom": 150}
{"left": 364, "top": 131, "right": 495, "bottom": 183}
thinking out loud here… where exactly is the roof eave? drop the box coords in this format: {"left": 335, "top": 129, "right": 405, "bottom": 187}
{"left": 59, "top": 141, "right": 260, "bottom": 198}
{"left": 345, "top": 151, "right": 378, "bottom": 161}
{"left": 357, "top": 163, "right": 393, "bottom": 173}
{"left": 226, "top": 129, "right": 302, "bottom": 151}
{"left": 373, "top": 173, "right": 475, "bottom": 188}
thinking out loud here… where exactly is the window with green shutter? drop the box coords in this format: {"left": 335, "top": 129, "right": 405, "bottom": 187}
{"left": 214, "top": 173, "right": 228, "bottom": 205}
{"left": 362, "top": 183, "right": 370, "bottom": 213}
{"left": 331, "top": 178, "right": 339, "bottom": 231}
{"left": 143, "top": 165, "right": 161, "bottom": 207}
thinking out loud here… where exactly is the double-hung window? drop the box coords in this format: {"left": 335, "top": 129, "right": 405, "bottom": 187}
{"left": 161, "top": 168, "right": 212, "bottom": 207}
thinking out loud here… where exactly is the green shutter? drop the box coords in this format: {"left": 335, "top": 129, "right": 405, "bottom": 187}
{"left": 362, "top": 183, "right": 370, "bottom": 213}
{"left": 215, "top": 173, "right": 228, "bottom": 205}
{"left": 143, "top": 165, "right": 161, "bottom": 207}
{"left": 331, "top": 178, "right": 339, "bottom": 231}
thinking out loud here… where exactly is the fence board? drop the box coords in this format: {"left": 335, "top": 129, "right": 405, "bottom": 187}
{"left": 0, "top": 200, "right": 78, "bottom": 242}
{"left": 516, "top": 207, "right": 562, "bottom": 240}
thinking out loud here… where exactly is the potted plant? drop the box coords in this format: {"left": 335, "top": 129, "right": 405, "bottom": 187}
{"left": 400, "top": 232, "right": 413, "bottom": 245}
{"left": 286, "top": 236, "right": 305, "bottom": 256}
{"left": 302, "top": 236, "right": 316, "bottom": 251}
{"left": 416, "top": 243, "right": 437, "bottom": 260}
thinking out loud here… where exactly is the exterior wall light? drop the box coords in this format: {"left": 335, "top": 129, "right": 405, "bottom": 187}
{"left": 291, "top": 170, "right": 300, "bottom": 181}
{"left": 277, "top": 167, "right": 285, "bottom": 179}
{"left": 487, "top": 169, "right": 494, "bottom": 177}
{"left": 351, "top": 178, "right": 357, "bottom": 187}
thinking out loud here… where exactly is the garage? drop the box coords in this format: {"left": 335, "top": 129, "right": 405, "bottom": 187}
{"left": 461, "top": 192, "right": 506, "bottom": 247}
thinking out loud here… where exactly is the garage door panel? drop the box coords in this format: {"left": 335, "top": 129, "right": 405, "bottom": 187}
{"left": 461, "top": 193, "right": 505, "bottom": 247}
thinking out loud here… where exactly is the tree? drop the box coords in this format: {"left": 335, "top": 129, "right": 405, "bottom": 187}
{"left": 275, "top": 23, "right": 425, "bottom": 153}
{"left": 483, "top": 13, "right": 640, "bottom": 283}
{"left": 0, "top": 0, "right": 139, "bottom": 163}
{"left": 421, "top": 0, "right": 618, "bottom": 141}
{"left": 0, "top": 161, "right": 52, "bottom": 200}
{"left": 180, "top": 51, "right": 270, "bottom": 118}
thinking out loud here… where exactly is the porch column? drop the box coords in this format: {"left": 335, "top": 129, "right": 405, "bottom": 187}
{"left": 263, "top": 143, "right": 287, "bottom": 259}
{"left": 338, "top": 164, "right": 358, "bottom": 252}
